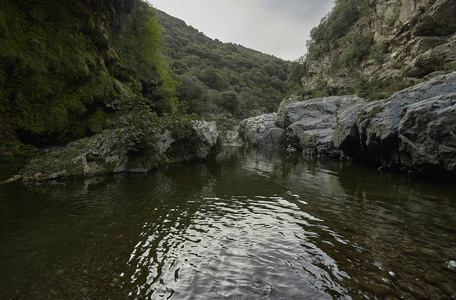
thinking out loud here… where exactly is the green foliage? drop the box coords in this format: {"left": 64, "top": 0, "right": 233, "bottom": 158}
{"left": 339, "top": 32, "right": 374, "bottom": 67}
{"left": 0, "top": 0, "right": 184, "bottom": 148}
{"left": 220, "top": 91, "right": 239, "bottom": 114}
{"left": 286, "top": 56, "right": 307, "bottom": 93}
{"left": 388, "top": 8, "right": 401, "bottom": 28}
{"left": 307, "top": 0, "right": 369, "bottom": 59}
{"left": 0, "top": 0, "right": 115, "bottom": 142}
{"left": 357, "top": 75, "right": 407, "bottom": 100}
{"left": 290, "top": 75, "right": 329, "bottom": 99}
{"left": 444, "top": 62, "right": 456, "bottom": 73}
{"left": 312, "top": 76, "right": 330, "bottom": 98}
{"left": 156, "top": 10, "right": 289, "bottom": 119}
{"left": 106, "top": 95, "right": 198, "bottom": 154}
{"left": 112, "top": 2, "right": 178, "bottom": 116}
{"left": 369, "top": 43, "right": 388, "bottom": 65}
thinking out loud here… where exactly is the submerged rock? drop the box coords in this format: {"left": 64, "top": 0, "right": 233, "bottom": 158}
{"left": 19, "top": 121, "right": 219, "bottom": 181}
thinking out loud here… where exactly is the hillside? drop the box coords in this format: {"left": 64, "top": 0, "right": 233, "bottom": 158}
{"left": 156, "top": 10, "right": 290, "bottom": 125}
{"left": 0, "top": 0, "right": 190, "bottom": 162}
{"left": 288, "top": 0, "right": 456, "bottom": 100}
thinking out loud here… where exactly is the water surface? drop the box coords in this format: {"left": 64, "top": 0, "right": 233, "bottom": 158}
{"left": 1, "top": 147, "right": 455, "bottom": 299}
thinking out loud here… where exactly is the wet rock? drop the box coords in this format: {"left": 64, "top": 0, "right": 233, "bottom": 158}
{"left": 238, "top": 113, "right": 286, "bottom": 147}
{"left": 18, "top": 121, "right": 219, "bottom": 181}
{"left": 240, "top": 96, "right": 363, "bottom": 158}
{"left": 241, "top": 72, "right": 456, "bottom": 179}
{"left": 193, "top": 120, "right": 220, "bottom": 159}
{"left": 398, "top": 93, "right": 456, "bottom": 173}
{"left": 446, "top": 260, "right": 456, "bottom": 272}
{"left": 335, "top": 71, "right": 456, "bottom": 178}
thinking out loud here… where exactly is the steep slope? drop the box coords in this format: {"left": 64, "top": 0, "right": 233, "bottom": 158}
{"left": 289, "top": 0, "right": 456, "bottom": 99}
{"left": 0, "top": 0, "right": 178, "bottom": 161}
{"left": 156, "top": 10, "right": 290, "bottom": 123}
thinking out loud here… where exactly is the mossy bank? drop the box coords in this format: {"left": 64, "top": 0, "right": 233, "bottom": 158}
{"left": 0, "top": 0, "right": 182, "bottom": 164}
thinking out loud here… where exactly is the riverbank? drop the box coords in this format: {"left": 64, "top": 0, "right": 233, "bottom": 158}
{"left": 239, "top": 71, "right": 456, "bottom": 181}
{"left": 5, "top": 121, "right": 220, "bottom": 182}
{"left": 223, "top": 128, "right": 243, "bottom": 147}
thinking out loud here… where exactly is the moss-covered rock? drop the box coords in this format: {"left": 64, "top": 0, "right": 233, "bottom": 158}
{"left": 18, "top": 121, "right": 219, "bottom": 181}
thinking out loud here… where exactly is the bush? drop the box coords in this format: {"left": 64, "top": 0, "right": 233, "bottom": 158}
{"left": 307, "top": 0, "right": 369, "bottom": 59}
{"left": 106, "top": 95, "right": 198, "bottom": 154}
{"left": 357, "top": 75, "right": 408, "bottom": 100}
{"left": 156, "top": 10, "right": 290, "bottom": 119}
{"left": 339, "top": 32, "right": 374, "bottom": 67}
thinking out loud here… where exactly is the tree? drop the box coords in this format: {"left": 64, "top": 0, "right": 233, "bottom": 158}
{"left": 220, "top": 91, "right": 239, "bottom": 114}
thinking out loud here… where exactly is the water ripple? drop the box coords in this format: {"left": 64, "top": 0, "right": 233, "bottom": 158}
{"left": 123, "top": 194, "right": 353, "bottom": 299}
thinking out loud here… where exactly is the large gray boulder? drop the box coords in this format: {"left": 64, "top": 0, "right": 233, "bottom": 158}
{"left": 279, "top": 96, "right": 364, "bottom": 157}
{"left": 334, "top": 71, "right": 456, "bottom": 176}
{"left": 239, "top": 71, "right": 456, "bottom": 179}
{"left": 19, "top": 121, "right": 219, "bottom": 181}
{"left": 398, "top": 93, "right": 456, "bottom": 173}
{"left": 239, "top": 113, "right": 286, "bottom": 147}
{"left": 239, "top": 96, "right": 364, "bottom": 158}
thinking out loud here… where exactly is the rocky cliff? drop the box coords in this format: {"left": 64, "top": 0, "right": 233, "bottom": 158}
{"left": 301, "top": 0, "right": 456, "bottom": 97}
{"left": 240, "top": 71, "right": 456, "bottom": 181}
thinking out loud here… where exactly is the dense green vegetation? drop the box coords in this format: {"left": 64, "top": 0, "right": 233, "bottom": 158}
{"left": 288, "top": 0, "right": 379, "bottom": 98}
{"left": 0, "top": 0, "right": 197, "bottom": 161}
{"left": 156, "top": 10, "right": 290, "bottom": 122}
{"left": 306, "top": 0, "right": 369, "bottom": 60}
{"left": 287, "top": 0, "right": 410, "bottom": 101}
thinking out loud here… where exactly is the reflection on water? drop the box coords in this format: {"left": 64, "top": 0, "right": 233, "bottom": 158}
{"left": 1, "top": 146, "right": 455, "bottom": 299}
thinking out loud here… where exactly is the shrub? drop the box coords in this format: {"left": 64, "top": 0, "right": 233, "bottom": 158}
{"left": 340, "top": 32, "right": 374, "bottom": 67}
{"left": 357, "top": 75, "right": 408, "bottom": 100}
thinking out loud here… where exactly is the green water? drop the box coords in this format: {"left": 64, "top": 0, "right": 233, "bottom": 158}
{"left": 1, "top": 146, "right": 455, "bottom": 299}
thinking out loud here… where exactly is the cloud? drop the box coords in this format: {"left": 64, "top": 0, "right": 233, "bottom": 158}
{"left": 150, "top": 0, "right": 334, "bottom": 61}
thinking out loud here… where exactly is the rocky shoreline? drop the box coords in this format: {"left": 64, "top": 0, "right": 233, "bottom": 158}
{"left": 4, "top": 121, "right": 220, "bottom": 182}
{"left": 239, "top": 71, "right": 456, "bottom": 180}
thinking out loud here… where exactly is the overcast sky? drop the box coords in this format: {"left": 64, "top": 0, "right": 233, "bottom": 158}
{"left": 149, "top": 0, "right": 334, "bottom": 61}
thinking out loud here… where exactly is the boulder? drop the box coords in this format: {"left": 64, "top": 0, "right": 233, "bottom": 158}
{"left": 239, "top": 113, "right": 286, "bottom": 147}
{"left": 239, "top": 96, "right": 364, "bottom": 158}
{"left": 334, "top": 71, "right": 456, "bottom": 178}
{"left": 240, "top": 71, "right": 456, "bottom": 179}
{"left": 19, "top": 121, "right": 219, "bottom": 181}
{"left": 280, "top": 96, "right": 364, "bottom": 157}
{"left": 398, "top": 93, "right": 456, "bottom": 173}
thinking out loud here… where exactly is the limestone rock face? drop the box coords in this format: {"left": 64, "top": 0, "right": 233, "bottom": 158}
{"left": 241, "top": 71, "right": 456, "bottom": 179}
{"left": 279, "top": 96, "right": 364, "bottom": 157}
{"left": 193, "top": 121, "right": 220, "bottom": 160}
{"left": 19, "top": 121, "right": 219, "bottom": 181}
{"left": 301, "top": 0, "right": 456, "bottom": 94}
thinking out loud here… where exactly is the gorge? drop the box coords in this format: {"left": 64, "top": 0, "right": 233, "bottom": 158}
{"left": 0, "top": 0, "right": 455, "bottom": 299}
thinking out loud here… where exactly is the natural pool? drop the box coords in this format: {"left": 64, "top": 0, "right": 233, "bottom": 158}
{"left": 1, "top": 146, "right": 455, "bottom": 299}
